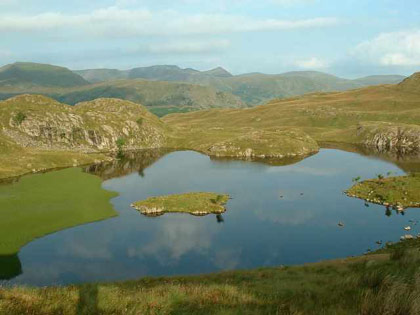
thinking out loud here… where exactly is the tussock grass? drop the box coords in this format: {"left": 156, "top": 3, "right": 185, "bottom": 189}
{"left": 2, "top": 241, "right": 420, "bottom": 314}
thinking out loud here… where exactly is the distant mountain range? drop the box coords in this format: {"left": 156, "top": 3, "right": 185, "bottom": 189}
{"left": 74, "top": 65, "right": 406, "bottom": 105}
{"left": 0, "top": 62, "right": 407, "bottom": 116}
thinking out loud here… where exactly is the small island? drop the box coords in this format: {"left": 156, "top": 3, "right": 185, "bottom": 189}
{"left": 346, "top": 173, "right": 420, "bottom": 210}
{"left": 131, "top": 192, "right": 230, "bottom": 217}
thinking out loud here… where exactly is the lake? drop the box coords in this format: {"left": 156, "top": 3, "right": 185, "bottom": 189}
{"left": 1, "top": 148, "right": 420, "bottom": 286}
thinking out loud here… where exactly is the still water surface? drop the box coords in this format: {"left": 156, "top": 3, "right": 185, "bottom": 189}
{"left": 3, "top": 149, "right": 420, "bottom": 286}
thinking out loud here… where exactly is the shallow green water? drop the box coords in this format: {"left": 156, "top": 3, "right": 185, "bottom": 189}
{"left": 0, "top": 167, "right": 117, "bottom": 256}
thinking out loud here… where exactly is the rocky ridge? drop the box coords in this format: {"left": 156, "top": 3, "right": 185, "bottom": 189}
{"left": 0, "top": 95, "right": 167, "bottom": 153}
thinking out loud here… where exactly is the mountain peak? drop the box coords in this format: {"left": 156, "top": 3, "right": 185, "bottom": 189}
{"left": 203, "top": 67, "right": 233, "bottom": 78}
{"left": 398, "top": 72, "right": 420, "bottom": 94}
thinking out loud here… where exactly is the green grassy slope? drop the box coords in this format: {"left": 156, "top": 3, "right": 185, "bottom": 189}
{"left": 0, "top": 62, "right": 88, "bottom": 88}
{"left": 164, "top": 72, "right": 420, "bottom": 151}
{"left": 1, "top": 240, "right": 420, "bottom": 314}
{"left": 0, "top": 167, "right": 117, "bottom": 255}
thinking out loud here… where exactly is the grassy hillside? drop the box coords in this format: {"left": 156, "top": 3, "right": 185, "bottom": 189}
{"left": 1, "top": 239, "right": 420, "bottom": 314}
{"left": 75, "top": 65, "right": 233, "bottom": 83}
{"left": 53, "top": 79, "right": 246, "bottom": 114}
{"left": 74, "top": 69, "right": 129, "bottom": 83}
{"left": 164, "top": 72, "right": 420, "bottom": 154}
{"left": 0, "top": 62, "right": 88, "bottom": 88}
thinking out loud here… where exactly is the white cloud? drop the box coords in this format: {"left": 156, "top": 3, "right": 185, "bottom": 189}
{"left": 0, "top": 7, "right": 339, "bottom": 37}
{"left": 295, "top": 57, "right": 329, "bottom": 69}
{"left": 0, "top": 49, "right": 12, "bottom": 57}
{"left": 353, "top": 30, "right": 420, "bottom": 66}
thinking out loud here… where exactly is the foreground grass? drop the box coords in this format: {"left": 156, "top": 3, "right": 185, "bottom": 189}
{"left": 347, "top": 173, "right": 420, "bottom": 208}
{"left": 131, "top": 192, "right": 229, "bottom": 216}
{"left": 1, "top": 240, "right": 420, "bottom": 314}
{"left": 0, "top": 168, "right": 117, "bottom": 255}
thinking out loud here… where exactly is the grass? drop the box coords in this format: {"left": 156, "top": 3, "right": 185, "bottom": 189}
{"left": 164, "top": 73, "right": 420, "bottom": 151}
{"left": 1, "top": 240, "right": 420, "bottom": 314}
{"left": 0, "top": 167, "right": 118, "bottom": 255}
{"left": 131, "top": 192, "right": 229, "bottom": 216}
{"left": 346, "top": 173, "right": 420, "bottom": 208}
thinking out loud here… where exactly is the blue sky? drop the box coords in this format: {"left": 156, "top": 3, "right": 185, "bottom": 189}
{"left": 0, "top": 0, "right": 419, "bottom": 77}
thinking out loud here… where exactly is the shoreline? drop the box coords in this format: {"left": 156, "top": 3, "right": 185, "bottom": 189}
{"left": 0, "top": 141, "right": 408, "bottom": 182}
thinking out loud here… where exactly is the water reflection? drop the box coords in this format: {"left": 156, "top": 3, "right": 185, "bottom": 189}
{"left": 0, "top": 255, "right": 22, "bottom": 280}
{"left": 320, "top": 142, "right": 420, "bottom": 173}
{"left": 84, "top": 149, "right": 172, "bottom": 180}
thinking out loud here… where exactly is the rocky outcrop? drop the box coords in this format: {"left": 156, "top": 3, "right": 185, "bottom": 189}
{"left": 0, "top": 95, "right": 167, "bottom": 153}
{"left": 205, "top": 129, "right": 319, "bottom": 159}
{"left": 357, "top": 122, "right": 420, "bottom": 154}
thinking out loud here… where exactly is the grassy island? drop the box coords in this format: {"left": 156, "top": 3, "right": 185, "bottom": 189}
{"left": 131, "top": 192, "right": 229, "bottom": 217}
{"left": 346, "top": 173, "right": 420, "bottom": 209}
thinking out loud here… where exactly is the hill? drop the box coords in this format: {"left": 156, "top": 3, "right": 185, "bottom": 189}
{"left": 74, "top": 65, "right": 406, "bottom": 106}
{"left": 397, "top": 72, "right": 420, "bottom": 94}
{"left": 1, "top": 72, "right": 418, "bottom": 179}
{"left": 202, "top": 67, "right": 233, "bottom": 78}
{"left": 0, "top": 95, "right": 167, "bottom": 178}
{"left": 164, "top": 72, "right": 420, "bottom": 156}
{"left": 54, "top": 79, "right": 245, "bottom": 115}
{"left": 0, "top": 79, "right": 246, "bottom": 117}
{"left": 0, "top": 62, "right": 88, "bottom": 88}
{"left": 74, "top": 68, "right": 129, "bottom": 83}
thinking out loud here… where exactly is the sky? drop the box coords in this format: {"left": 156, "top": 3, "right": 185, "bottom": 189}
{"left": 0, "top": 0, "right": 419, "bottom": 77}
